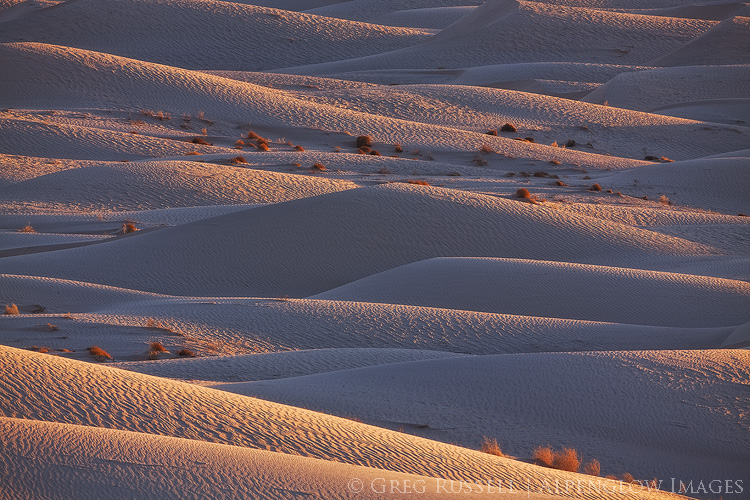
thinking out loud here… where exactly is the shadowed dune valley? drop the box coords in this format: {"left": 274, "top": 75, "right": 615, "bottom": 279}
{"left": 0, "top": 0, "right": 749, "bottom": 498}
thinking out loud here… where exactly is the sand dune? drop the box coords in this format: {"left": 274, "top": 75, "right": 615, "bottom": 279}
{"left": 625, "top": 2, "right": 750, "bottom": 20}
{"left": 597, "top": 155, "right": 750, "bottom": 215}
{"left": 0, "top": 184, "right": 722, "bottom": 297}
{"left": 283, "top": 2, "right": 715, "bottom": 73}
{"left": 647, "top": 16, "right": 750, "bottom": 66}
{"left": 0, "top": 0, "right": 431, "bottom": 71}
{"left": 0, "top": 160, "right": 357, "bottom": 211}
{"left": 313, "top": 257, "right": 750, "bottom": 327}
{"left": 581, "top": 64, "right": 750, "bottom": 112}
{"left": 218, "top": 349, "right": 750, "bottom": 489}
{"left": 0, "top": 346, "right": 682, "bottom": 499}
{"left": 1, "top": 417, "right": 544, "bottom": 500}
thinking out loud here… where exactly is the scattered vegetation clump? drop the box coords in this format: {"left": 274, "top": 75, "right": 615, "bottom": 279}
{"left": 555, "top": 180, "right": 568, "bottom": 186}
{"left": 234, "top": 140, "right": 245, "bottom": 149}
{"left": 622, "top": 473, "right": 637, "bottom": 484}
{"left": 533, "top": 445, "right": 554, "bottom": 467}
{"left": 27, "top": 346, "right": 50, "bottom": 353}
{"left": 533, "top": 171, "right": 548, "bottom": 178}
{"left": 178, "top": 348, "right": 196, "bottom": 357}
{"left": 191, "top": 137, "right": 210, "bottom": 145}
{"left": 311, "top": 163, "right": 326, "bottom": 172}
{"left": 294, "top": 145, "right": 305, "bottom": 152}
{"left": 230, "top": 156, "right": 248, "bottom": 164}
{"left": 186, "top": 151, "right": 200, "bottom": 155}
{"left": 659, "top": 195, "right": 671, "bottom": 205}
{"left": 549, "top": 159, "right": 562, "bottom": 165}
{"left": 370, "top": 150, "right": 381, "bottom": 156}
{"left": 150, "top": 342, "right": 167, "bottom": 352}
{"left": 480, "top": 145, "right": 494, "bottom": 153}
{"left": 18, "top": 224, "right": 36, "bottom": 233}
{"left": 590, "top": 183, "right": 602, "bottom": 191}
{"left": 88, "top": 346, "right": 112, "bottom": 361}
{"left": 565, "top": 139, "right": 576, "bottom": 147}
{"left": 486, "top": 129, "right": 498, "bottom": 136}
{"left": 356, "top": 135, "right": 373, "bottom": 148}
{"left": 4, "top": 304, "right": 20, "bottom": 315}
{"left": 247, "top": 131, "right": 262, "bottom": 140}
{"left": 515, "top": 188, "right": 531, "bottom": 199}
{"left": 480, "top": 437, "right": 504, "bottom": 457}
{"left": 552, "top": 448, "right": 581, "bottom": 472}
{"left": 358, "top": 146, "right": 371, "bottom": 154}
{"left": 500, "top": 123, "right": 517, "bottom": 133}
{"left": 660, "top": 157, "right": 674, "bottom": 163}
{"left": 123, "top": 222, "right": 138, "bottom": 234}
{"left": 394, "top": 143, "right": 403, "bottom": 153}
{"left": 257, "top": 142, "right": 270, "bottom": 152}
{"left": 407, "top": 180, "right": 430, "bottom": 186}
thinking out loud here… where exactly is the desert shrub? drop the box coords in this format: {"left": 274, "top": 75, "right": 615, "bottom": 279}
{"left": 590, "top": 183, "right": 602, "bottom": 191}
{"left": 515, "top": 188, "right": 531, "bottom": 199}
{"left": 230, "top": 156, "right": 248, "bottom": 164}
{"left": 659, "top": 195, "right": 671, "bottom": 205}
{"left": 191, "top": 137, "right": 210, "bottom": 145}
{"left": 583, "top": 459, "right": 601, "bottom": 476}
{"left": 552, "top": 447, "right": 580, "bottom": 472}
{"left": 486, "top": 129, "right": 498, "bottom": 136}
{"left": 555, "top": 180, "right": 568, "bottom": 186}
{"left": 480, "top": 437, "right": 504, "bottom": 457}
{"left": 311, "top": 163, "right": 326, "bottom": 172}
{"left": 480, "top": 145, "right": 494, "bottom": 153}
{"left": 178, "top": 349, "right": 196, "bottom": 357}
{"left": 370, "top": 150, "right": 381, "bottom": 156}
{"left": 533, "top": 171, "right": 548, "bottom": 177}
{"left": 356, "top": 135, "right": 373, "bottom": 148}
{"left": 150, "top": 342, "right": 167, "bottom": 353}
{"left": 358, "top": 146, "right": 371, "bottom": 154}
{"left": 500, "top": 123, "right": 517, "bottom": 133}
{"left": 394, "top": 143, "right": 403, "bottom": 153}
{"left": 407, "top": 180, "right": 430, "bottom": 186}
{"left": 549, "top": 159, "right": 562, "bottom": 165}
{"left": 622, "top": 473, "right": 637, "bottom": 484}
{"left": 186, "top": 151, "right": 200, "bottom": 155}
{"left": 294, "top": 145, "right": 305, "bottom": 152}
{"left": 4, "top": 304, "right": 19, "bottom": 315}
{"left": 533, "top": 445, "right": 554, "bottom": 467}
{"left": 644, "top": 155, "right": 659, "bottom": 161}
{"left": 604, "top": 475, "right": 617, "bottom": 480}
{"left": 123, "top": 222, "right": 137, "bottom": 234}
{"left": 565, "top": 139, "right": 576, "bottom": 147}
{"left": 18, "top": 225, "right": 35, "bottom": 233}
{"left": 247, "top": 131, "right": 262, "bottom": 140}
{"left": 257, "top": 142, "right": 270, "bottom": 152}
{"left": 234, "top": 140, "right": 245, "bottom": 149}
{"left": 89, "top": 346, "right": 112, "bottom": 361}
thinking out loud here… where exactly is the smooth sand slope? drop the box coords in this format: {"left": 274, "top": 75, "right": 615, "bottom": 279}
{"left": 647, "top": 16, "right": 750, "bottom": 66}
{"left": 312, "top": 257, "right": 750, "bottom": 327}
{"left": 217, "top": 349, "right": 750, "bottom": 489}
{"left": 0, "top": 346, "right": 686, "bottom": 500}
{"left": 0, "top": 184, "right": 722, "bottom": 297}
{"left": 0, "top": 0, "right": 432, "bottom": 71}
{"left": 2, "top": 417, "right": 546, "bottom": 500}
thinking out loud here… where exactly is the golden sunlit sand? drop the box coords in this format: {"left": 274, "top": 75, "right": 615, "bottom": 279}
{"left": 0, "top": 0, "right": 748, "bottom": 498}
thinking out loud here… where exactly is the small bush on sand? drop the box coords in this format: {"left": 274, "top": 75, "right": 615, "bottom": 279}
{"left": 553, "top": 448, "right": 580, "bottom": 472}
{"left": 555, "top": 180, "right": 568, "bottom": 186}
{"left": 123, "top": 222, "right": 137, "bottom": 234}
{"left": 257, "top": 141, "right": 270, "bottom": 152}
{"left": 659, "top": 195, "right": 671, "bottom": 205}
{"left": 370, "top": 150, "right": 381, "bottom": 156}
{"left": 480, "top": 144, "right": 494, "bottom": 153}
{"left": 311, "top": 163, "right": 326, "bottom": 172}
{"left": 500, "top": 123, "right": 517, "bottom": 133}
{"left": 150, "top": 342, "right": 167, "bottom": 352}
{"left": 622, "top": 473, "right": 637, "bottom": 484}
{"left": 533, "top": 445, "right": 554, "bottom": 467}
{"left": 533, "top": 171, "right": 548, "bottom": 177}
{"left": 356, "top": 135, "right": 373, "bottom": 148}
{"left": 590, "top": 183, "right": 602, "bottom": 191}
{"left": 178, "top": 348, "right": 196, "bottom": 357}
{"left": 230, "top": 156, "right": 248, "bottom": 164}
{"left": 294, "top": 145, "right": 305, "bottom": 152}
{"left": 191, "top": 137, "right": 210, "bottom": 145}
{"left": 407, "top": 180, "right": 430, "bottom": 186}
{"left": 394, "top": 143, "right": 403, "bottom": 153}
{"left": 234, "top": 140, "right": 245, "bottom": 149}
{"left": 4, "top": 304, "right": 20, "bottom": 315}
{"left": 583, "top": 459, "right": 601, "bottom": 476}
{"left": 515, "top": 188, "right": 531, "bottom": 199}
{"left": 486, "top": 129, "right": 498, "bottom": 136}
{"left": 89, "top": 346, "right": 112, "bottom": 361}
{"left": 247, "top": 131, "right": 262, "bottom": 140}
{"left": 480, "top": 437, "right": 504, "bottom": 457}
{"left": 19, "top": 225, "right": 36, "bottom": 233}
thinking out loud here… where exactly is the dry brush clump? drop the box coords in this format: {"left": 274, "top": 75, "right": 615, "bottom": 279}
{"left": 4, "top": 304, "right": 20, "bottom": 315}
{"left": 500, "top": 123, "right": 517, "bottom": 133}
{"left": 88, "top": 346, "right": 112, "bottom": 362}
{"left": 552, "top": 447, "right": 580, "bottom": 472}
{"left": 191, "top": 137, "right": 211, "bottom": 145}
{"left": 123, "top": 222, "right": 137, "bottom": 234}
{"left": 18, "top": 224, "right": 36, "bottom": 233}
{"left": 515, "top": 188, "right": 531, "bottom": 199}
{"left": 533, "top": 445, "right": 554, "bottom": 467}
{"left": 590, "top": 183, "right": 602, "bottom": 191}
{"left": 230, "top": 156, "right": 248, "bottom": 165}
{"left": 407, "top": 180, "right": 430, "bottom": 186}
{"left": 356, "top": 135, "right": 373, "bottom": 148}
{"left": 480, "top": 437, "right": 504, "bottom": 457}
{"left": 311, "top": 163, "right": 327, "bottom": 172}
{"left": 178, "top": 348, "right": 196, "bottom": 358}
